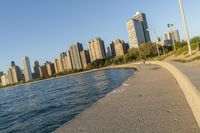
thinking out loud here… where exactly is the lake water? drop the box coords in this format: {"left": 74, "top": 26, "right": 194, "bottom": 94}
{"left": 0, "top": 68, "right": 134, "bottom": 133}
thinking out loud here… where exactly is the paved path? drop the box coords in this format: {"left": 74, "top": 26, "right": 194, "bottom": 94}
{"left": 170, "top": 61, "right": 200, "bottom": 92}
{"left": 55, "top": 64, "right": 200, "bottom": 133}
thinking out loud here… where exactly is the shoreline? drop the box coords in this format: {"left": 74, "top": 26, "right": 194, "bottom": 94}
{"left": 55, "top": 63, "right": 200, "bottom": 133}
{"left": 0, "top": 63, "right": 138, "bottom": 90}
{"left": 53, "top": 64, "right": 138, "bottom": 132}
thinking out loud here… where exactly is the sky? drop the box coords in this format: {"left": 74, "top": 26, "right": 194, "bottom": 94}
{"left": 0, "top": 0, "right": 199, "bottom": 72}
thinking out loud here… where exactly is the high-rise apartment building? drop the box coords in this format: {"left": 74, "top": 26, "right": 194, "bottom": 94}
{"left": 110, "top": 44, "right": 115, "bottom": 57}
{"left": 39, "top": 64, "right": 48, "bottom": 79}
{"left": 127, "top": 19, "right": 146, "bottom": 48}
{"left": 33, "top": 60, "right": 40, "bottom": 79}
{"left": 53, "top": 58, "right": 64, "bottom": 73}
{"left": 106, "top": 46, "right": 112, "bottom": 58}
{"left": 60, "top": 52, "right": 68, "bottom": 71}
{"left": 63, "top": 55, "right": 68, "bottom": 71}
{"left": 46, "top": 62, "right": 55, "bottom": 77}
{"left": 22, "top": 56, "right": 33, "bottom": 82}
{"left": 164, "top": 29, "right": 180, "bottom": 43}
{"left": 6, "top": 61, "right": 22, "bottom": 84}
{"left": 88, "top": 37, "right": 106, "bottom": 62}
{"left": 58, "top": 59, "right": 64, "bottom": 72}
{"left": 1, "top": 75, "right": 9, "bottom": 86}
{"left": 7, "top": 68, "right": 14, "bottom": 85}
{"left": 80, "top": 50, "right": 91, "bottom": 69}
{"left": 69, "top": 43, "right": 83, "bottom": 70}
{"left": 110, "top": 39, "right": 129, "bottom": 57}
{"left": 66, "top": 51, "right": 73, "bottom": 70}
{"left": 171, "top": 29, "right": 180, "bottom": 43}
{"left": 127, "top": 11, "right": 150, "bottom": 48}
{"left": 60, "top": 52, "right": 66, "bottom": 71}
{"left": 11, "top": 66, "right": 22, "bottom": 83}
{"left": 53, "top": 59, "right": 59, "bottom": 74}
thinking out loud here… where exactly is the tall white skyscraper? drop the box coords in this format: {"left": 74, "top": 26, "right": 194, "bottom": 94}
{"left": 69, "top": 43, "right": 83, "bottom": 70}
{"left": 22, "top": 56, "right": 33, "bottom": 82}
{"left": 126, "top": 11, "right": 150, "bottom": 48}
{"left": 127, "top": 19, "right": 146, "bottom": 48}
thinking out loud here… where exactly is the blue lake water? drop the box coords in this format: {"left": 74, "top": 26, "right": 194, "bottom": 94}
{"left": 0, "top": 68, "right": 134, "bottom": 133}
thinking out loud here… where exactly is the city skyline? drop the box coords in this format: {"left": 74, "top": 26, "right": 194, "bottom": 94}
{"left": 0, "top": 34, "right": 130, "bottom": 86}
{"left": 0, "top": 0, "right": 199, "bottom": 71}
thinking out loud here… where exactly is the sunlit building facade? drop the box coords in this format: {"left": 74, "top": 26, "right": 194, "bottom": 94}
{"left": 80, "top": 50, "right": 91, "bottom": 69}
{"left": 69, "top": 43, "right": 83, "bottom": 70}
{"left": 88, "top": 37, "right": 106, "bottom": 62}
{"left": 110, "top": 39, "right": 129, "bottom": 57}
{"left": 22, "top": 56, "right": 33, "bottom": 82}
{"left": 126, "top": 11, "right": 150, "bottom": 48}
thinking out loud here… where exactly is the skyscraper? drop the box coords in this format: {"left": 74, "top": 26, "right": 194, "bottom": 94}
{"left": 106, "top": 46, "right": 112, "bottom": 58}
{"left": 7, "top": 68, "right": 14, "bottom": 85}
{"left": 110, "top": 39, "right": 129, "bottom": 57}
{"left": 22, "top": 56, "right": 33, "bottom": 82}
{"left": 1, "top": 75, "right": 9, "bottom": 86}
{"left": 88, "top": 37, "right": 106, "bottom": 62}
{"left": 6, "top": 61, "right": 22, "bottom": 84}
{"left": 39, "top": 64, "right": 48, "bottom": 79}
{"left": 46, "top": 62, "right": 55, "bottom": 77}
{"left": 11, "top": 61, "right": 15, "bottom": 67}
{"left": 66, "top": 51, "right": 73, "bottom": 70}
{"left": 53, "top": 58, "right": 64, "bottom": 73}
{"left": 53, "top": 59, "right": 59, "bottom": 74}
{"left": 171, "top": 29, "right": 181, "bottom": 43}
{"left": 11, "top": 66, "right": 22, "bottom": 83}
{"left": 127, "top": 19, "right": 146, "bottom": 48}
{"left": 60, "top": 52, "right": 66, "bottom": 71}
{"left": 126, "top": 11, "right": 150, "bottom": 48}
{"left": 33, "top": 60, "right": 40, "bottom": 79}
{"left": 80, "top": 50, "right": 91, "bottom": 69}
{"left": 164, "top": 29, "right": 180, "bottom": 43}
{"left": 69, "top": 43, "right": 83, "bottom": 70}
{"left": 134, "top": 11, "right": 151, "bottom": 42}
{"left": 60, "top": 52, "right": 69, "bottom": 71}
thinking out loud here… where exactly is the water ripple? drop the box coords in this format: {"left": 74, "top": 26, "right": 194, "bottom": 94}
{"left": 0, "top": 69, "right": 134, "bottom": 133}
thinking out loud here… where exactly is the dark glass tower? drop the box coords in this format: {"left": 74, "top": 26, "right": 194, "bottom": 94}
{"left": 134, "top": 11, "right": 151, "bottom": 43}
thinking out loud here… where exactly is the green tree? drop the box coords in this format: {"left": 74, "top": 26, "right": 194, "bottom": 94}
{"left": 140, "top": 43, "right": 156, "bottom": 59}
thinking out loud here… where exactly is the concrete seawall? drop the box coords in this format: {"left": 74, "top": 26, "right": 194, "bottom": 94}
{"left": 151, "top": 61, "right": 200, "bottom": 127}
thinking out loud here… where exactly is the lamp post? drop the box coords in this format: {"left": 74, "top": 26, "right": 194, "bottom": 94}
{"left": 167, "top": 24, "right": 176, "bottom": 51}
{"left": 147, "top": 28, "right": 160, "bottom": 56}
{"left": 161, "top": 40, "right": 166, "bottom": 55}
{"left": 178, "top": 0, "right": 192, "bottom": 55}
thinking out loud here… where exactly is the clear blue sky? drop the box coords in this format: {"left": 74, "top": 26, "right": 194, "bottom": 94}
{"left": 0, "top": 0, "right": 199, "bottom": 72}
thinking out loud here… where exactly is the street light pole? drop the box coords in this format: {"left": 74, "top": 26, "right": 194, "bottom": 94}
{"left": 161, "top": 40, "right": 166, "bottom": 55}
{"left": 147, "top": 28, "right": 160, "bottom": 56}
{"left": 153, "top": 30, "right": 161, "bottom": 56}
{"left": 178, "top": 0, "right": 192, "bottom": 55}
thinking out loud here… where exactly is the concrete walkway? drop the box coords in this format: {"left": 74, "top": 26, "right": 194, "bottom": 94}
{"left": 170, "top": 61, "right": 200, "bottom": 92}
{"left": 55, "top": 64, "right": 200, "bottom": 133}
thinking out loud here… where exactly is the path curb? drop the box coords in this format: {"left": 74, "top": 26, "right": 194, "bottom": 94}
{"left": 151, "top": 61, "right": 200, "bottom": 128}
